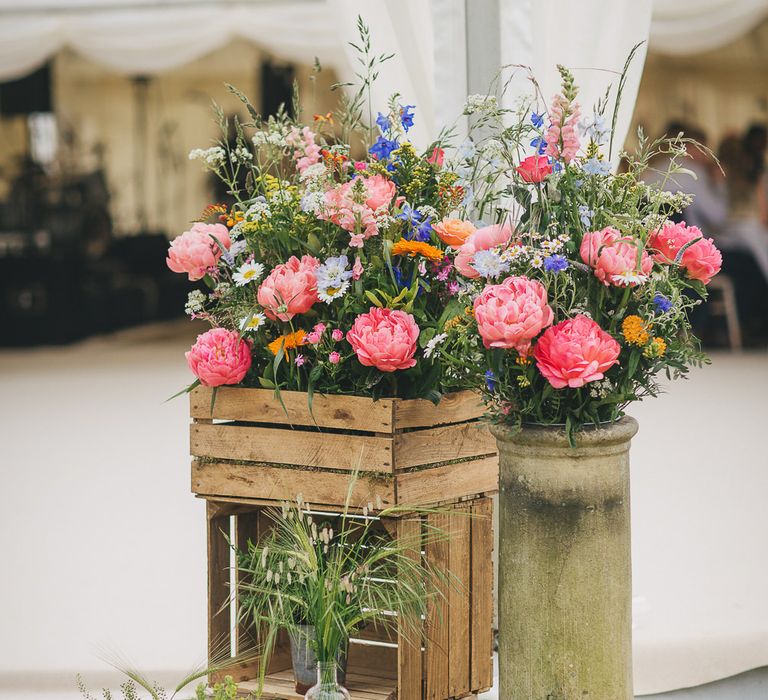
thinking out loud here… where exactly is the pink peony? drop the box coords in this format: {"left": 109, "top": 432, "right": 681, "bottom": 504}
{"left": 454, "top": 223, "right": 514, "bottom": 278}
{"left": 166, "top": 223, "right": 231, "bottom": 281}
{"left": 533, "top": 315, "right": 620, "bottom": 389}
{"left": 473, "top": 276, "right": 554, "bottom": 354}
{"left": 580, "top": 227, "right": 653, "bottom": 287}
{"left": 516, "top": 155, "right": 552, "bottom": 183}
{"left": 257, "top": 255, "right": 320, "bottom": 321}
{"left": 648, "top": 221, "right": 722, "bottom": 284}
{"left": 363, "top": 174, "right": 397, "bottom": 211}
{"left": 346, "top": 307, "right": 420, "bottom": 372}
{"left": 186, "top": 328, "right": 252, "bottom": 387}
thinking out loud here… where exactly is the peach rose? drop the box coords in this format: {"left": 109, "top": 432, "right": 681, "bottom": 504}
{"left": 473, "top": 276, "right": 554, "bottom": 354}
{"left": 186, "top": 328, "right": 252, "bottom": 387}
{"left": 166, "top": 223, "right": 231, "bottom": 281}
{"left": 533, "top": 315, "right": 620, "bottom": 389}
{"left": 346, "top": 307, "right": 420, "bottom": 372}
{"left": 433, "top": 218, "right": 476, "bottom": 248}
{"left": 580, "top": 227, "right": 653, "bottom": 287}
{"left": 455, "top": 223, "right": 514, "bottom": 278}
{"left": 648, "top": 221, "right": 722, "bottom": 285}
{"left": 257, "top": 255, "right": 320, "bottom": 321}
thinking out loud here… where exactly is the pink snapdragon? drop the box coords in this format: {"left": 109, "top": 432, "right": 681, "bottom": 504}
{"left": 166, "top": 223, "right": 231, "bottom": 281}
{"left": 473, "top": 276, "right": 554, "bottom": 355}
{"left": 347, "top": 307, "right": 420, "bottom": 372}
{"left": 534, "top": 315, "right": 620, "bottom": 389}
{"left": 257, "top": 255, "right": 320, "bottom": 321}
{"left": 545, "top": 95, "right": 581, "bottom": 163}
{"left": 454, "top": 223, "right": 514, "bottom": 278}
{"left": 648, "top": 221, "right": 722, "bottom": 285}
{"left": 580, "top": 227, "right": 653, "bottom": 287}
{"left": 186, "top": 328, "right": 252, "bottom": 387}
{"left": 286, "top": 126, "right": 321, "bottom": 173}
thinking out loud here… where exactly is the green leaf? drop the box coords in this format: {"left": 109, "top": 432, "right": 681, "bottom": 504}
{"left": 202, "top": 274, "right": 216, "bottom": 290}
{"left": 164, "top": 378, "right": 201, "bottom": 403}
{"left": 258, "top": 377, "right": 276, "bottom": 389}
{"left": 364, "top": 291, "right": 383, "bottom": 307}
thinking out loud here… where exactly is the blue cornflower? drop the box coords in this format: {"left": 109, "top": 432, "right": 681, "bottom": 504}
{"left": 399, "top": 104, "right": 416, "bottom": 132}
{"left": 578, "top": 204, "right": 595, "bottom": 228}
{"left": 376, "top": 112, "right": 391, "bottom": 135}
{"left": 531, "top": 112, "right": 544, "bottom": 129}
{"left": 581, "top": 158, "right": 612, "bottom": 177}
{"left": 530, "top": 136, "right": 547, "bottom": 155}
{"left": 485, "top": 370, "right": 497, "bottom": 393}
{"left": 369, "top": 136, "right": 399, "bottom": 161}
{"left": 653, "top": 293, "right": 673, "bottom": 313}
{"left": 544, "top": 254, "right": 569, "bottom": 273}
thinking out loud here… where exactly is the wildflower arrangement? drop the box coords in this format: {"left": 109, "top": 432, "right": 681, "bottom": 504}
{"left": 169, "top": 25, "right": 471, "bottom": 402}
{"left": 438, "top": 60, "right": 722, "bottom": 439}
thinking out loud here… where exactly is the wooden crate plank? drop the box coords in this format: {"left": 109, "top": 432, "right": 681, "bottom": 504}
{"left": 397, "top": 517, "right": 423, "bottom": 700}
{"left": 396, "top": 455, "right": 498, "bottom": 506}
{"left": 394, "top": 390, "right": 485, "bottom": 429}
{"left": 191, "top": 386, "right": 394, "bottom": 433}
{"left": 192, "top": 461, "right": 395, "bottom": 508}
{"left": 191, "top": 423, "right": 394, "bottom": 472}
{"left": 470, "top": 498, "right": 494, "bottom": 692}
{"left": 234, "top": 510, "right": 260, "bottom": 682}
{"left": 207, "top": 505, "right": 231, "bottom": 671}
{"left": 393, "top": 421, "right": 495, "bottom": 470}
{"left": 448, "top": 505, "right": 471, "bottom": 697}
{"left": 425, "top": 513, "right": 449, "bottom": 700}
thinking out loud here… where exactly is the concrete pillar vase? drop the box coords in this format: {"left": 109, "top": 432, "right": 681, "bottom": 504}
{"left": 491, "top": 417, "right": 638, "bottom": 700}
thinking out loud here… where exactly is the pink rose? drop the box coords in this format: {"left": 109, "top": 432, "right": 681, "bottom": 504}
{"left": 515, "top": 155, "right": 553, "bottom": 183}
{"left": 329, "top": 351, "right": 341, "bottom": 364}
{"left": 533, "top": 315, "right": 620, "bottom": 389}
{"left": 346, "top": 307, "right": 420, "bottom": 372}
{"left": 473, "top": 276, "right": 554, "bottom": 354}
{"left": 455, "top": 223, "right": 514, "bottom": 278}
{"left": 648, "top": 222, "right": 722, "bottom": 284}
{"left": 257, "top": 255, "right": 319, "bottom": 321}
{"left": 186, "top": 328, "right": 252, "bottom": 387}
{"left": 166, "top": 223, "right": 231, "bottom": 281}
{"left": 580, "top": 227, "right": 653, "bottom": 287}
{"left": 331, "top": 329, "right": 344, "bottom": 342}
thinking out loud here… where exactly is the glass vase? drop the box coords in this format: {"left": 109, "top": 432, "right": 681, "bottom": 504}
{"left": 304, "top": 661, "right": 351, "bottom": 700}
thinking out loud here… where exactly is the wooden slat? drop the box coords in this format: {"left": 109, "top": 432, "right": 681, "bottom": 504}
{"left": 207, "top": 505, "right": 231, "bottom": 674}
{"left": 425, "top": 513, "right": 449, "bottom": 700}
{"left": 393, "top": 421, "right": 495, "bottom": 470}
{"left": 234, "top": 510, "right": 260, "bottom": 682}
{"left": 448, "top": 505, "right": 471, "bottom": 697}
{"left": 396, "top": 455, "right": 498, "bottom": 506}
{"left": 397, "top": 517, "right": 423, "bottom": 700}
{"left": 191, "top": 386, "right": 394, "bottom": 433}
{"left": 191, "top": 423, "right": 394, "bottom": 472}
{"left": 192, "top": 461, "right": 396, "bottom": 508}
{"left": 470, "top": 498, "right": 494, "bottom": 692}
{"left": 393, "top": 391, "right": 484, "bottom": 429}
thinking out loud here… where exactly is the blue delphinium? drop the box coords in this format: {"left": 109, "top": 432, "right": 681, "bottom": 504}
{"left": 485, "top": 370, "right": 497, "bottom": 393}
{"left": 530, "top": 111, "right": 545, "bottom": 129}
{"left": 397, "top": 204, "right": 432, "bottom": 241}
{"left": 582, "top": 158, "right": 612, "bottom": 177}
{"left": 544, "top": 254, "right": 569, "bottom": 273}
{"left": 399, "top": 104, "right": 416, "bottom": 132}
{"left": 369, "top": 136, "right": 398, "bottom": 161}
{"left": 653, "top": 293, "right": 673, "bottom": 313}
{"left": 376, "top": 112, "right": 392, "bottom": 135}
{"left": 530, "top": 136, "right": 547, "bottom": 155}
{"left": 578, "top": 204, "right": 595, "bottom": 228}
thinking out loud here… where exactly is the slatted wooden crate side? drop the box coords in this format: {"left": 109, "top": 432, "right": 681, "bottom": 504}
{"left": 396, "top": 516, "right": 424, "bottom": 700}
{"left": 395, "top": 455, "right": 498, "bottom": 506}
{"left": 392, "top": 421, "right": 497, "bottom": 470}
{"left": 207, "top": 503, "right": 232, "bottom": 684}
{"left": 393, "top": 391, "right": 485, "bottom": 430}
{"left": 470, "top": 498, "right": 494, "bottom": 693}
{"left": 191, "top": 386, "right": 395, "bottom": 433}
{"left": 424, "top": 511, "right": 450, "bottom": 700}
{"left": 448, "top": 505, "right": 472, "bottom": 698}
{"left": 191, "top": 422, "right": 394, "bottom": 472}
{"left": 192, "top": 460, "right": 396, "bottom": 509}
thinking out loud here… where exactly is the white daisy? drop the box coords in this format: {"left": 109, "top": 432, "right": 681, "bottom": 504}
{"left": 611, "top": 271, "right": 649, "bottom": 286}
{"left": 240, "top": 312, "right": 266, "bottom": 333}
{"left": 530, "top": 254, "right": 544, "bottom": 269}
{"left": 317, "top": 279, "right": 350, "bottom": 304}
{"left": 233, "top": 260, "right": 265, "bottom": 286}
{"left": 424, "top": 333, "right": 448, "bottom": 359}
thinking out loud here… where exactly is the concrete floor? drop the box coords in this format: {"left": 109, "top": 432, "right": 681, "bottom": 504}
{"left": 1, "top": 321, "right": 766, "bottom": 698}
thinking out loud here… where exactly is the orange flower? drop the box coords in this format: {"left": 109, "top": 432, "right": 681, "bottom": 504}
{"left": 268, "top": 330, "right": 307, "bottom": 356}
{"left": 313, "top": 112, "right": 334, "bottom": 126}
{"left": 391, "top": 239, "right": 444, "bottom": 262}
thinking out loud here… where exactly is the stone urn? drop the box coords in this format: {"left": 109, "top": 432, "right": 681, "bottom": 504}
{"left": 492, "top": 417, "right": 638, "bottom": 700}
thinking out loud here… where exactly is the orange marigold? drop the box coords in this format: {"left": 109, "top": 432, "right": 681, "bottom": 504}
{"left": 391, "top": 239, "right": 444, "bottom": 262}
{"left": 268, "top": 330, "right": 307, "bottom": 356}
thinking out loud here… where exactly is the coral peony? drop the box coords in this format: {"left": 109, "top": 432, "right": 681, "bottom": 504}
{"left": 166, "top": 223, "right": 231, "bottom": 281}
{"left": 648, "top": 221, "right": 722, "bottom": 284}
{"left": 346, "top": 307, "right": 420, "bottom": 372}
{"left": 580, "top": 227, "right": 653, "bottom": 286}
{"left": 186, "top": 328, "right": 252, "bottom": 387}
{"left": 534, "top": 315, "right": 620, "bottom": 389}
{"left": 515, "top": 155, "right": 553, "bottom": 183}
{"left": 433, "top": 218, "right": 476, "bottom": 248}
{"left": 473, "top": 276, "right": 554, "bottom": 354}
{"left": 454, "top": 223, "right": 514, "bottom": 278}
{"left": 257, "top": 255, "right": 320, "bottom": 321}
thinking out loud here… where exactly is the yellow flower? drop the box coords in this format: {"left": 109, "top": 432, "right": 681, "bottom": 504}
{"left": 643, "top": 336, "right": 667, "bottom": 358}
{"left": 517, "top": 375, "right": 531, "bottom": 387}
{"left": 226, "top": 211, "right": 244, "bottom": 228}
{"left": 391, "top": 239, "right": 444, "bottom": 262}
{"left": 515, "top": 355, "right": 531, "bottom": 366}
{"left": 268, "top": 330, "right": 307, "bottom": 356}
{"left": 622, "top": 315, "right": 650, "bottom": 346}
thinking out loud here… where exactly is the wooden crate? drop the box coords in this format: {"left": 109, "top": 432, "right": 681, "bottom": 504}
{"left": 190, "top": 386, "right": 497, "bottom": 699}
{"left": 206, "top": 498, "right": 495, "bottom": 700}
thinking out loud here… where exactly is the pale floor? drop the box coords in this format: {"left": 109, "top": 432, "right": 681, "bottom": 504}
{"left": 1, "top": 321, "right": 766, "bottom": 699}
